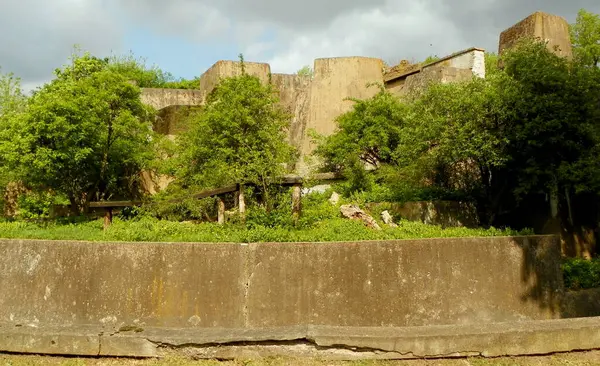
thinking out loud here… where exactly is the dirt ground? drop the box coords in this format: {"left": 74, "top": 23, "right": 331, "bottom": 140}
{"left": 2, "top": 351, "right": 600, "bottom": 366}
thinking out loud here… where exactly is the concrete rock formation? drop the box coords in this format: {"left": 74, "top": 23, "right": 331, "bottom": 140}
{"left": 5, "top": 236, "right": 600, "bottom": 359}
{"left": 499, "top": 11, "right": 573, "bottom": 59}
{"left": 340, "top": 204, "right": 381, "bottom": 230}
{"left": 384, "top": 48, "right": 485, "bottom": 98}
{"left": 140, "top": 51, "right": 485, "bottom": 182}
{"left": 137, "top": 10, "right": 571, "bottom": 192}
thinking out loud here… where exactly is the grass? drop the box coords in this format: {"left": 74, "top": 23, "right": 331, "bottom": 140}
{"left": 0, "top": 217, "right": 530, "bottom": 243}
{"left": 0, "top": 190, "right": 532, "bottom": 243}
{"left": 3, "top": 352, "right": 600, "bottom": 365}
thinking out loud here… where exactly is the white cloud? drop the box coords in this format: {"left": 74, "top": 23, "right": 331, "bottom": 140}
{"left": 0, "top": 0, "right": 123, "bottom": 85}
{"left": 2, "top": 0, "right": 600, "bottom": 85}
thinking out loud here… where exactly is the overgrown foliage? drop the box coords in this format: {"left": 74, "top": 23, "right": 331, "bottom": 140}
{"left": 108, "top": 52, "right": 199, "bottom": 89}
{"left": 0, "top": 190, "right": 530, "bottom": 243}
{"left": 297, "top": 65, "right": 314, "bottom": 78}
{"left": 169, "top": 56, "right": 296, "bottom": 209}
{"left": 0, "top": 53, "right": 157, "bottom": 214}
{"left": 570, "top": 9, "right": 600, "bottom": 67}
{"left": 563, "top": 257, "right": 600, "bottom": 290}
{"left": 315, "top": 36, "right": 600, "bottom": 228}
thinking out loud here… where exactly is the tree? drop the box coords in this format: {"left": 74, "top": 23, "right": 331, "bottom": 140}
{"left": 297, "top": 65, "right": 314, "bottom": 78}
{"left": 0, "top": 53, "right": 157, "bottom": 213}
{"left": 316, "top": 37, "right": 600, "bottom": 227}
{"left": 0, "top": 69, "right": 26, "bottom": 117}
{"left": 313, "top": 84, "right": 408, "bottom": 191}
{"left": 174, "top": 56, "right": 296, "bottom": 205}
{"left": 107, "top": 51, "right": 199, "bottom": 89}
{"left": 0, "top": 69, "right": 28, "bottom": 214}
{"left": 570, "top": 9, "right": 600, "bottom": 67}
{"left": 422, "top": 55, "right": 440, "bottom": 64}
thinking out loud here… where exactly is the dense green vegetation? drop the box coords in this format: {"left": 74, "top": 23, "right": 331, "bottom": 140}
{"left": 171, "top": 55, "right": 296, "bottom": 194}
{"left": 0, "top": 54, "right": 158, "bottom": 214}
{"left": 315, "top": 16, "right": 600, "bottom": 230}
{"left": 563, "top": 257, "right": 600, "bottom": 290}
{"left": 107, "top": 52, "right": 200, "bottom": 89}
{"left": 0, "top": 189, "right": 529, "bottom": 243}
{"left": 0, "top": 10, "right": 599, "bottom": 258}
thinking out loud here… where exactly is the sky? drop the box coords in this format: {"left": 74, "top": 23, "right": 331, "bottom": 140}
{"left": 1, "top": 0, "right": 599, "bottom": 91}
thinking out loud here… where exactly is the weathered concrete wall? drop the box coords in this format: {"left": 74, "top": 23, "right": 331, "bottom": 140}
{"left": 270, "top": 73, "right": 312, "bottom": 152}
{"left": 366, "top": 201, "right": 480, "bottom": 228}
{"left": 384, "top": 48, "right": 484, "bottom": 98}
{"left": 386, "top": 66, "right": 474, "bottom": 98}
{"left": 499, "top": 11, "right": 573, "bottom": 59}
{"left": 198, "top": 60, "right": 271, "bottom": 103}
{"left": 140, "top": 88, "right": 203, "bottom": 111}
{"left": 0, "top": 236, "right": 563, "bottom": 331}
{"left": 4, "top": 317, "right": 600, "bottom": 359}
{"left": 153, "top": 105, "right": 201, "bottom": 136}
{"left": 299, "top": 57, "right": 384, "bottom": 174}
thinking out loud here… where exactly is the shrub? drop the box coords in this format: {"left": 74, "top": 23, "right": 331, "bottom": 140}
{"left": 562, "top": 257, "right": 600, "bottom": 290}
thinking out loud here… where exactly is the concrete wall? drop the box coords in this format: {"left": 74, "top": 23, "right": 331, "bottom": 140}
{"left": 499, "top": 11, "right": 573, "bottom": 59}
{"left": 298, "top": 57, "right": 384, "bottom": 174}
{"left": 153, "top": 105, "right": 201, "bottom": 136}
{"left": 270, "top": 73, "right": 312, "bottom": 151}
{"left": 384, "top": 48, "right": 485, "bottom": 98}
{"left": 0, "top": 236, "right": 564, "bottom": 330}
{"left": 366, "top": 201, "right": 480, "bottom": 228}
{"left": 198, "top": 60, "right": 272, "bottom": 103}
{"left": 140, "top": 88, "right": 203, "bottom": 111}
{"left": 386, "top": 66, "right": 474, "bottom": 98}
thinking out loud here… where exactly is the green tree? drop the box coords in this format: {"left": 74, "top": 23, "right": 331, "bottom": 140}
{"left": 422, "top": 55, "right": 440, "bottom": 64}
{"left": 0, "top": 53, "right": 157, "bottom": 213}
{"left": 316, "top": 38, "right": 600, "bottom": 226}
{"left": 313, "top": 84, "right": 408, "bottom": 191}
{"left": 0, "top": 69, "right": 28, "bottom": 213}
{"left": 297, "top": 65, "right": 314, "bottom": 78}
{"left": 0, "top": 69, "right": 26, "bottom": 116}
{"left": 174, "top": 56, "right": 296, "bottom": 205}
{"left": 107, "top": 51, "right": 199, "bottom": 89}
{"left": 570, "top": 9, "right": 600, "bottom": 67}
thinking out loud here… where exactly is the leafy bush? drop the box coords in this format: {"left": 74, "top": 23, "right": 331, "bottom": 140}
{"left": 16, "top": 191, "right": 69, "bottom": 220}
{"left": 562, "top": 257, "right": 600, "bottom": 290}
{"left": 0, "top": 192, "right": 531, "bottom": 243}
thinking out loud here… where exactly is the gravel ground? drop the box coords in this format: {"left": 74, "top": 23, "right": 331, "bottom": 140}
{"left": 2, "top": 351, "right": 600, "bottom": 366}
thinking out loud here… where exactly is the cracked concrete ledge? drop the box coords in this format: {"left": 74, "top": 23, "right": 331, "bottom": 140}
{"left": 2, "top": 317, "right": 600, "bottom": 360}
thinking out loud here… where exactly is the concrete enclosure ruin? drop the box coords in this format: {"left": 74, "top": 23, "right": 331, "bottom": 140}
{"left": 2, "top": 235, "right": 600, "bottom": 359}
{"left": 499, "top": 11, "right": 573, "bottom": 59}
{"left": 138, "top": 10, "right": 572, "bottom": 186}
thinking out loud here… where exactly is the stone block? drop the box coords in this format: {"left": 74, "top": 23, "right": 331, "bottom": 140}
{"left": 499, "top": 11, "right": 573, "bottom": 59}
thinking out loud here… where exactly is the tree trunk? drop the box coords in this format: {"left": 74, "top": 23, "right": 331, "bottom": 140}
{"left": 238, "top": 185, "right": 246, "bottom": 222}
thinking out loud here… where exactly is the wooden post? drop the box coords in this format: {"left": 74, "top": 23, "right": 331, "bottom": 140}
{"left": 292, "top": 183, "right": 302, "bottom": 223}
{"left": 238, "top": 184, "right": 246, "bottom": 222}
{"left": 217, "top": 196, "right": 225, "bottom": 225}
{"left": 103, "top": 208, "right": 113, "bottom": 230}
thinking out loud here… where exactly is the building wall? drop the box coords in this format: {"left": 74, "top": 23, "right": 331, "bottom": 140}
{"left": 384, "top": 48, "right": 485, "bottom": 99}
{"left": 140, "top": 88, "right": 203, "bottom": 111}
{"left": 0, "top": 236, "right": 564, "bottom": 330}
{"left": 499, "top": 11, "right": 573, "bottom": 59}
{"left": 198, "top": 60, "right": 272, "bottom": 103}
{"left": 298, "top": 57, "right": 384, "bottom": 174}
{"left": 270, "top": 73, "right": 312, "bottom": 151}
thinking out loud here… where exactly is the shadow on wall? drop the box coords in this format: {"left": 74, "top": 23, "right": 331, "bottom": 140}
{"left": 366, "top": 201, "right": 480, "bottom": 228}
{"left": 516, "top": 235, "right": 564, "bottom": 318}
{"left": 494, "top": 193, "right": 598, "bottom": 259}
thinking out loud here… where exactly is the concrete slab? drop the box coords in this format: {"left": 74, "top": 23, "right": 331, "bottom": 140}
{"left": 2, "top": 317, "right": 600, "bottom": 360}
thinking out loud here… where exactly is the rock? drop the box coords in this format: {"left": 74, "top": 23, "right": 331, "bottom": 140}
{"left": 302, "top": 184, "right": 331, "bottom": 195}
{"left": 381, "top": 210, "right": 398, "bottom": 228}
{"left": 329, "top": 192, "right": 341, "bottom": 205}
{"left": 340, "top": 204, "right": 381, "bottom": 230}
